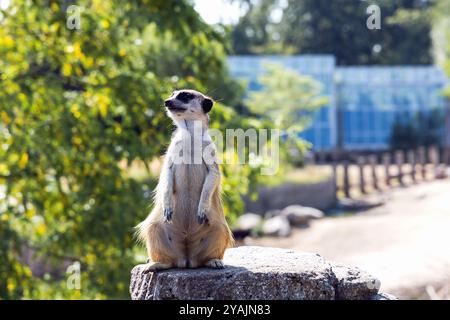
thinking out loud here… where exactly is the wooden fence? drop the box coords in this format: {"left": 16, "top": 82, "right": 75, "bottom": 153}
{"left": 330, "top": 146, "right": 450, "bottom": 198}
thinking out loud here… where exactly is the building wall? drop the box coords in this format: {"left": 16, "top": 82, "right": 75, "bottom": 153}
{"left": 336, "top": 66, "right": 448, "bottom": 150}
{"left": 228, "top": 55, "right": 337, "bottom": 151}
{"left": 228, "top": 55, "right": 449, "bottom": 151}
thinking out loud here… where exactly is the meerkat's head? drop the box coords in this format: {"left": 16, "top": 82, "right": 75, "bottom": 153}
{"left": 164, "top": 89, "right": 214, "bottom": 123}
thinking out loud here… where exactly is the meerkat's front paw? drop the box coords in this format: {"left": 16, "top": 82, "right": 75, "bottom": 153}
{"left": 205, "top": 259, "right": 224, "bottom": 269}
{"left": 197, "top": 208, "right": 209, "bottom": 225}
{"left": 142, "top": 262, "right": 172, "bottom": 274}
{"left": 163, "top": 207, "right": 173, "bottom": 222}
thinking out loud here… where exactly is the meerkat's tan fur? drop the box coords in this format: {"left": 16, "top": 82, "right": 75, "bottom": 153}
{"left": 136, "top": 89, "right": 234, "bottom": 272}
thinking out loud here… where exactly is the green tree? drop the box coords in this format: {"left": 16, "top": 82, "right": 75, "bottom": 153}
{"left": 432, "top": 0, "right": 450, "bottom": 94}
{"left": 231, "top": 0, "right": 434, "bottom": 65}
{"left": 389, "top": 110, "right": 445, "bottom": 150}
{"left": 0, "top": 0, "right": 259, "bottom": 299}
{"left": 246, "top": 63, "right": 328, "bottom": 165}
{"left": 229, "top": 0, "right": 293, "bottom": 54}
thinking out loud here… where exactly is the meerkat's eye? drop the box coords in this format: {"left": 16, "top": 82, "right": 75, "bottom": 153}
{"left": 176, "top": 92, "right": 195, "bottom": 103}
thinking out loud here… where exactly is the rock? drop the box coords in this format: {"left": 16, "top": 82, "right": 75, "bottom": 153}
{"left": 232, "top": 229, "right": 251, "bottom": 241}
{"left": 280, "top": 205, "right": 324, "bottom": 226}
{"left": 370, "top": 292, "right": 399, "bottom": 300}
{"left": 235, "top": 213, "right": 262, "bottom": 232}
{"left": 264, "top": 209, "right": 281, "bottom": 219}
{"left": 262, "top": 216, "right": 291, "bottom": 237}
{"left": 130, "top": 246, "right": 396, "bottom": 300}
{"left": 331, "top": 263, "right": 380, "bottom": 300}
{"left": 435, "top": 167, "right": 448, "bottom": 179}
{"left": 337, "top": 197, "right": 384, "bottom": 211}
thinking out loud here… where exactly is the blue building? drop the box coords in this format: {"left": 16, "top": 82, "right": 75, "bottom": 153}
{"left": 228, "top": 55, "right": 449, "bottom": 151}
{"left": 228, "top": 55, "right": 337, "bottom": 151}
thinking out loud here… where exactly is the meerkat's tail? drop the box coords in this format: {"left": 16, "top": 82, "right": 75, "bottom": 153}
{"left": 134, "top": 216, "right": 152, "bottom": 246}
{"left": 225, "top": 224, "right": 235, "bottom": 248}
{"left": 216, "top": 189, "right": 235, "bottom": 249}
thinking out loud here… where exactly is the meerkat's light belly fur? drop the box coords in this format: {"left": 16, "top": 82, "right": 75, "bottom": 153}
{"left": 172, "top": 163, "right": 207, "bottom": 231}
{"left": 139, "top": 157, "right": 231, "bottom": 269}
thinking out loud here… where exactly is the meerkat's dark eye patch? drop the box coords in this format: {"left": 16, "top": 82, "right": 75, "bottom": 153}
{"left": 176, "top": 92, "right": 195, "bottom": 103}
{"left": 202, "top": 98, "right": 213, "bottom": 113}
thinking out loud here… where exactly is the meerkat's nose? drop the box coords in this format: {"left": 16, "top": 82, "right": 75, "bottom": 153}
{"left": 164, "top": 99, "right": 173, "bottom": 108}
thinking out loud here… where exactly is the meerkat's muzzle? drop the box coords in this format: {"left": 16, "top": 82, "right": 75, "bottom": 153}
{"left": 165, "top": 99, "right": 187, "bottom": 113}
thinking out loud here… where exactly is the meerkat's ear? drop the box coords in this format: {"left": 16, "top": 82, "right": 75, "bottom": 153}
{"left": 202, "top": 98, "right": 214, "bottom": 113}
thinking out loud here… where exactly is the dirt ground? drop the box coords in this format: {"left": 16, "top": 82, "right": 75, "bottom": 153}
{"left": 246, "top": 178, "right": 450, "bottom": 299}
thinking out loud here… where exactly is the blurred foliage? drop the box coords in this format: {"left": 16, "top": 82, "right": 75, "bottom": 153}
{"left": 0, "top": 0, "right": 263, "bottom": 299}
{"left": 400, "top": 0, "right": 450, "bottom": 149}
{"left": 389, "top": 110, "right": 446, "bottom": 150}
{"left": 230, "top": 0, "right": 434, "bottom": 65}
{"left": 246, "top": 63, "right": 328, "bottom": 167}
{"left": 432, "top": 0, "right": 450, "bottom": 97}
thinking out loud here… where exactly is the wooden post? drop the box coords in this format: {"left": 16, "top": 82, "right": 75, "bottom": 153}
{"left": 357, "top": 156, "right": 367, "bottom": 194}
{"left": 369, "top": 155, "right": 379, "bottom": 190}
{"left": 332, "top": 161, "right": 338, "bottom": 201}
{"left": 396, "top": 150, "right": 404, "bottom": 186}
{"left": 408, "top": 150, "right": 416, "bottom": 183}
{"left": 444, "top": 147, "right": 450, "bottom": 166}
{"left": 418, "top": 147, "right": 426, "bottom": 180}
{"left": 437, "top": 146, "right": 443, "bottom": 178}
{"left": 316, "top": 152, "right": 323, "bottom": 164}
{"left": 447, "top": 147, "right": 450, "bottom": 165}
{"left": 383, "top": 153, "right": 391, "bottom": 186}
{"left": 343, "top": 161, "right": 350, "bottom": 198}
{"left": 429, "top": 146, "right": 438, "bottom": 166}
{"left": 317, "top": 152, "right": 327, "bottom": 164}
{"left": 429, "top": 146, "right": 439, "bottom": 179}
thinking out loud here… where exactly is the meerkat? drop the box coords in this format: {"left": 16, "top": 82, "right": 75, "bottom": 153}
{"left": 136, "top": 89, "right": 234, "bottom": 272}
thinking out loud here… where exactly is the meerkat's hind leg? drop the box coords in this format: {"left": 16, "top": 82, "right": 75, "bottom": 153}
{"left": 204, "top": 259, "right": 225, "bottom": 269}
{"left": 142, "top": 261, "right": 172, "bottom": 273}
{"left": 176, "top": 257, "right": 188, "bottom": 268}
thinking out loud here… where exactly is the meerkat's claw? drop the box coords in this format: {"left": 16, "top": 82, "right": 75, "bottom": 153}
{"left": 163, "top": 207, "right": 173, "bottom": 222}
{"left": 197, "top": 208, "right": 209, "bottom": 225}
{"left": 205, "top": 259, "right": 224, "bottom": 269}
{"left": 142, "top": 262, "right": 172, "bottom": 273}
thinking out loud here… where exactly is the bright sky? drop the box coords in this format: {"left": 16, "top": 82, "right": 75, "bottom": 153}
{"left": 0, "top": 0, "right": 9, "bottom": 10}
{"left": 0, "top": 0, "right": 242, "bottom": 25}
{"left": 194, "top": 0, "right": 245, "bottom": 24}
